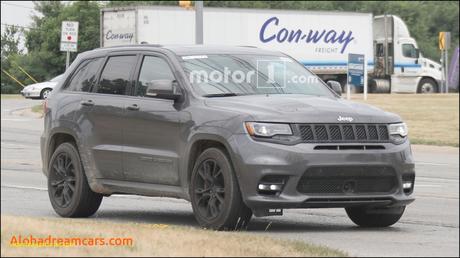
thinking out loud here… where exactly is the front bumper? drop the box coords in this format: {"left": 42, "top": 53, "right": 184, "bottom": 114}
{"left": 21, "top": 88, "right": 41, "bottom": 98}
{"left": 230, "top": 134, "right": 415, "bottom": 210}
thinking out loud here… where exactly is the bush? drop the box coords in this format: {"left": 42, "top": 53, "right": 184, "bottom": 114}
{"left": 1, "top": 83, "right": 21, "bottom": 94}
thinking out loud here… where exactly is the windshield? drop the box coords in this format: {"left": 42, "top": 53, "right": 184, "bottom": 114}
{"left": 180, "top": 54, "right": 334, "bottom": 97}
{"left": 50, "top": 74, "right": 63, "bottom": 82}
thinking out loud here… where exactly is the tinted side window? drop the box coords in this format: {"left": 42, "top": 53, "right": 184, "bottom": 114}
{"left": 137, "top": 56, "right": 175, "bottom": 97}
{"left": 402, "top": 44, "right": 416, "bottom": 58}
{"left": 97, "top": 55, "right": 137, "bottom": 95}
{"left": 66, "top": 58, "right": 104, "bottom": 92}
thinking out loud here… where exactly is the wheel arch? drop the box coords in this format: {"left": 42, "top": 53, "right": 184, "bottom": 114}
{"left": 45, "top": 129, "right": 79, "bottom": 177}
{"left": 417, "top": 76, "right": 439, "bottom": 93}
{"left": 40, "top": 87, "right": 53, "bottom": 98}
{"left": 183, "top": 134, "right": 237, "bottom": 199}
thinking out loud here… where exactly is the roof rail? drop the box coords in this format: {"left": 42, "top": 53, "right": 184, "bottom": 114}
{"left": 98, "top": 44, "right": 163, "bottom": 49}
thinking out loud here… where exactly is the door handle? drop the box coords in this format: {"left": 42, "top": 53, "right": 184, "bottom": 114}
{"left": 126, "top": 104, "right": 140, "bottom": 111}
{"left": 80, "top": 100, "right": 94, "bottom": 106}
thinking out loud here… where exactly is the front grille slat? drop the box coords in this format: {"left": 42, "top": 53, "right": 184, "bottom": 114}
{"left": 329, "top": 125, "right": 342, "bottom": 140}
{"left": 367, "top": 125, "right": 379, "bottom": 140}
{"left": 356, "top": 125, "right": 367, "bottom": 140}
{"left": 314, "top": 125, "right": 328, "bottom": 141}
{"left": 298, "top": 124, "right": 390, "bottom": 143}
{"left": 378, "top": 125, "right": 389, "bottom": 140}
{"left": 300, "top": 125, "right": 314, "bottom": 141}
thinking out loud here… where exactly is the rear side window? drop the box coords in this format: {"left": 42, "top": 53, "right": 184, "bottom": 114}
{"left": 137, "top": 56, "right": 175, "bottom": 97}
{"left": 66, "top": 58, "right": 104, "bottom": 92}
{"left": 97, "top": 55, "right": 137, "bottom": 95}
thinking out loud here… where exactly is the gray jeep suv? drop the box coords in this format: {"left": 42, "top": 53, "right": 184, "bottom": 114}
{"left": 41, "top": 45, "right": 415, "bottom": 230}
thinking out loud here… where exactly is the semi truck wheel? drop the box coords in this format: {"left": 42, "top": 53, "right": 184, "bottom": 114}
{"left": 417, "top": 78, "right": 438, "bottom": 93}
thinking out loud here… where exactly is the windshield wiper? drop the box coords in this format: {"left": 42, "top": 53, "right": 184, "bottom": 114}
{"left": 203, "top": 93, "right": 240, "bottom": 98}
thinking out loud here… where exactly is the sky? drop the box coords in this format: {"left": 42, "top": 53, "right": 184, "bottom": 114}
{"left": 1, "top": 1, "right": 37, "bottom": 30}
{"left": 1, "top": 1, "right": 38, "bottom": 51}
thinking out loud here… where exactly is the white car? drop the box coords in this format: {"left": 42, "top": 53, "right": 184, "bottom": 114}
{"left": 21, "top": 74, "right": 63, "bottom": 99}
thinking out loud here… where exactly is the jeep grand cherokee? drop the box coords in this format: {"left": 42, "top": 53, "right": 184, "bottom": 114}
{"left": 41, "top": 45, "right": 415, "bottom": 230}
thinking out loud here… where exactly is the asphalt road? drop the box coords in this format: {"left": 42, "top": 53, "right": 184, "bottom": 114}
{"left": 1, "top": 97, "right": 459, "bottom": 257}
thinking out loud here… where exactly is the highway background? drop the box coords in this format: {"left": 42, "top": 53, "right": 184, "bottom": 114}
{"left": 1, "top": 98, "right": 459, "bottom": 257}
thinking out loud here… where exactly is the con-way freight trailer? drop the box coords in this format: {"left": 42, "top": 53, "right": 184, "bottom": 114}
{"left": 100, "top": 6, "right": 443, "bottom": 93}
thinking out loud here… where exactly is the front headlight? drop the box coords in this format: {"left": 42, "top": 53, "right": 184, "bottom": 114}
{"left": 245, "top": 122, "right": 292, "bottom": 137}
{"left": 389, "top": 122, "right": 408, "bottom": 144}
{"left": 389, "top": 123, "right": 408, "bottom": 137}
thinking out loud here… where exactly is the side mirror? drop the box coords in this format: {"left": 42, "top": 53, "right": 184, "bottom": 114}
{"left": 327, "top": 80, "right": 342, "bottom": 96}
{"left": 145, "top": 80, "right": 182, "bottom": 100}
{"left": 415, "top": 48, "right": 420, "bottom": 58}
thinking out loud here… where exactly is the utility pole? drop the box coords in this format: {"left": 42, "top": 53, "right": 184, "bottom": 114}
{"left": 66, "top": 51, "right": 70, "bottom": 70}
{"left": 195, "top": 1, "right": 203, "bottom": 44}
{"left": 439, "top": 32, "right": 451, "bottom": 93}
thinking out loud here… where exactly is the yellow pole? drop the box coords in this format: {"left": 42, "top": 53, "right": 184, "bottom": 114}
{"left": 2, "top": 69, "right": 25, "bottom": 87}
{"left": 15, "top": 65, "right": 38, "bottom": 83}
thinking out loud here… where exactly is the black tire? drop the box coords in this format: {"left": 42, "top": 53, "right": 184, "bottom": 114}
{"left": 346, "top": 206, "right": 405, "bottom": 227}
{"left": 340, "top": 81, "right": 362, "bottom": 94}
{"left": 417, "top": 78, "right": 438, "bottom": 93}
{"left": 190, "top": 147, "right": 252, "bottom": 230}
{"left": 47, "top": 142, "right": 102, "bottom": 217}
{"left": 40, "top": 88, "right": 52, "bottom": 99}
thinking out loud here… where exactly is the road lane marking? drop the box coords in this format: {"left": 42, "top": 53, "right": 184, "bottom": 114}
{"left": 1, "top": 184, "right": 46, "bottom": 191}
{"left": 1, "top": 118, "right": 36, "bottom": 121}
{"left": 417, "top": 176, "right": 459, "bottom": 181}
{"left": 416, "top": 184, "right": 443, "bottom": 187}
{"left": 416, "top": 161, "right": 459, "bottom": 167}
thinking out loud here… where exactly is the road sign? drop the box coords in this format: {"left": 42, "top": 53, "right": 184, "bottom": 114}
{"left": 60, "top": 42, "right": 77, "bottom": 52}
{"left": 439, "top": 31, "right": 452, "bottom": 93}
{"left": 347, "top": 53, "right": 366, "bottom": 100}
{"left": 61, "top": 21, "right": 79, "bottom": 69}
{"left": 348, "top": 53, "right": 365, "bottom": 87}
{"left": 61, "top": 21, "right": 79, "bottom": 43}
{"left": 439, "top": 32, "right": 451, "bottom": 50}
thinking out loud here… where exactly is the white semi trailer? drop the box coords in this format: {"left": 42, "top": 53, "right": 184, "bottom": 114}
{"left": 100, "top": 6, "right": 443, "bottom": 93}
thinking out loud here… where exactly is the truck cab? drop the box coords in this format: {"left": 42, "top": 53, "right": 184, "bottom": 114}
{"left": 372, "top": 15, "right": 442, "bottom": 93}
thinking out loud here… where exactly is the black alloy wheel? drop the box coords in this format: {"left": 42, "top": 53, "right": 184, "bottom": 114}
{"left": 194, "top": 159, "right": 226, "bottom": 220}
{"left": 49, "top": 152, "right": 76, "bottom": 208}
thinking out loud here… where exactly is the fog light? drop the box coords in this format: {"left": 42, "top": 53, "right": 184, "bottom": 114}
{"left": 258, "top": 184, "right": 282, "bottom": 191}
{"left": 258, "top": 183, "right": 283, "bottom": 194}
{"left": 258, "top": 175, "right": 287, "bottom": 195}
{"left": 258, "top": 184, "right": 270, "bottom": 190}
{"left": 403, "top": 182, "right": 412, "bottom": 189}
{"left": 269, "top": 184, "right": 282, "bottom": 191}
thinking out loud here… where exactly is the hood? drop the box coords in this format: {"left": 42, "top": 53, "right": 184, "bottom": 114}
{"left": 422, "top": 57, "right": 442, "bottom": 69}
{"left": 421, "top": 57, "right": 442, "bottom": 72}
{"left": 205, "top": 94, "right": 402, "bottom": 124}
{"left": 24, "top": 81, "right": 58, "bottom": 90}
{"left": 419, "top": 57, "right": 442, "bottom": 80}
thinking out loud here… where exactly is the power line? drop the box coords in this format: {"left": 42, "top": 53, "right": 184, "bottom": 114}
{"left": 1, "top": 2, "right": 36, "bottom": 10}
{"left": 1, "top": 23, "right": 34, "bottom": 31}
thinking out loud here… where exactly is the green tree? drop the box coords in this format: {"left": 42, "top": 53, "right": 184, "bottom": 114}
{"left": 1, "top": 25, "right": 24, "bottom": 93}
{"left": 23, "top": 1, "right": 101, "bottom": 81}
